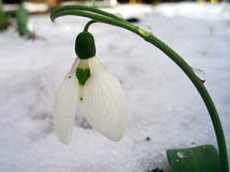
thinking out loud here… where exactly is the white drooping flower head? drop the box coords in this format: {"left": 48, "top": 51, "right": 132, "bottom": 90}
{"left": 54, "top": 31, "right": 128, "bottom": 144}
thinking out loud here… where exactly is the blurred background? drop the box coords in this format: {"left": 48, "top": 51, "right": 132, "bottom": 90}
{"left": 0, "top": 0, "right": 230, "bottom": 171}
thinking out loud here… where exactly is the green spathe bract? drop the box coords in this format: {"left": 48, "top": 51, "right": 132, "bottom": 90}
{"left": 76, "top": 68, "right": 91, "bottom": 86}
{"left": 75, "top": 31, "right": 96, "bottom": 59}
{"left": 50, "top": 5, "right": 228, "bottom": 172}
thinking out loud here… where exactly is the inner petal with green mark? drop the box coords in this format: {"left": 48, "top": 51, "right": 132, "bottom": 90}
{"left": 75, "top": 68, "right": 91, "bottom": 86}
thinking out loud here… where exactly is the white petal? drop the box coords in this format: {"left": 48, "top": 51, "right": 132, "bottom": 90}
{"left": 54, "top": 73, "right": 78, "bottom": 144}
{"left": 79, "top": 57, "right": 128, "bottom": 141}
{"left": 70, "top": 58, "right": 79, "bottom": 73}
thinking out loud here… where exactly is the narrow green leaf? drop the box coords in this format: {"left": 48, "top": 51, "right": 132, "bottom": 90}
{"left": 0, "top": 0, "right": 9, "bottom": 31}
{"left": 16, "top": 5, "right": 30, "bottom": 36}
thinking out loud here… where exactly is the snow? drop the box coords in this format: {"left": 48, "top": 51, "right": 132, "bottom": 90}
{"left": 0, "top": 2, "right": 230, "bottom": 172}
{"left": 154, "top": 2, "right": 230, "bottom": 20}
{"left": 104, "top": 4, "right": 153, "bottom": 19}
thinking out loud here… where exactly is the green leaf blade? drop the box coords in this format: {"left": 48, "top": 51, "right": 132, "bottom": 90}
{"left": 167, "top": 145, "right": 220, "bottom": 172}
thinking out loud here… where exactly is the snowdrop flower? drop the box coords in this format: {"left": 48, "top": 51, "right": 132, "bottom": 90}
{"left": 54, "top": 31, "right": 128, "bottom": 144}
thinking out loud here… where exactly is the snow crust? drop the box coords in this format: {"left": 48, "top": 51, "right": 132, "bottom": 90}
{"left": 0, "top": 2, "right": 229, "bottom": 172}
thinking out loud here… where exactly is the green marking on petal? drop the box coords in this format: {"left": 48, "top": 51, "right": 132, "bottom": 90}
{"left": 76, "top": 68, "right": 91, "bottom": 86}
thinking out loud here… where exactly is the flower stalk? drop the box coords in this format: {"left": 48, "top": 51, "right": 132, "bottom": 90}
{"left": 51, "top": 5, "right": 228, "bottom": 172}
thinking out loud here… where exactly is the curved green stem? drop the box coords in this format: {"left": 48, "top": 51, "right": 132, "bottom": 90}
{"left": 147, "top": 34, "right": 229, "bottom": 172}
{"left": 51, "top": 6, "right": 228, "bottom": 172}
{"left": 51, "top": 5, "right": 127, "bottom": 22}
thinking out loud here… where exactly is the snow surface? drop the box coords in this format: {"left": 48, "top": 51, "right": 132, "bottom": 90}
{"left": 154, "top": 2, "right": 230, "bottom": 20}
{"left": 0, "top": 2, "right": 230, "bottom": 172}
{"left": 104, "top": 4, "right": 153, "bottom": 19}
